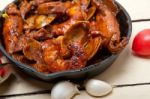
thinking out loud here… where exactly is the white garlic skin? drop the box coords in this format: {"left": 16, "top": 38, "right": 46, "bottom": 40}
{"left": 85, "top": 79, "right": 113, "bottom": 97}
{"left": 51, "top": 81, "right": 80, "bottom": 99}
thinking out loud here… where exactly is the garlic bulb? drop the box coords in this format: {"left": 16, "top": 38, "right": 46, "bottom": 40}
{"left": 51, "top": 81, "right": 80, "bottom": 99}
{"left": 85, "top": 79, "right": 113, "bottom": 97}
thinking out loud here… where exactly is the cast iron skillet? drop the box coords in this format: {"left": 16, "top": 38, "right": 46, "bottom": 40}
{"left": 0, "top": 1, "right": 132, "bottom": 81}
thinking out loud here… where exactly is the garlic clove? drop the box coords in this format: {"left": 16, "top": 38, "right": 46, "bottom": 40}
{"left": 85, "top": 79, "right": 113, "bottom": 97}
{"left": 51, "top": 81, "right": 80, "bottom": 99}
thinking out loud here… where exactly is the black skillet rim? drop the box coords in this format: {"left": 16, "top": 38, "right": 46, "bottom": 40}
{"left": 0, "top": 1, "right": 132, "bottom": 80}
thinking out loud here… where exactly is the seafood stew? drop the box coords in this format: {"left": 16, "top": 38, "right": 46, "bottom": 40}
{"left": 0, "top": 0, "right": 128, "bottom": 74}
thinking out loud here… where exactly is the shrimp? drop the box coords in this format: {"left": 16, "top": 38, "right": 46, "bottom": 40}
{"left": 42, "top": 22, "right": 101, "bottom": 72}
{"left": 3, "top": 15, "right": 23, "bottom": 54}
{"left": 43, "top": 39, "right": 88, "bottom": 72}
{"left": 91, "top": 0, "right": 128, "bottom": 53}
{"left": 38, "top": 1, "right": 84, "bottom": 36}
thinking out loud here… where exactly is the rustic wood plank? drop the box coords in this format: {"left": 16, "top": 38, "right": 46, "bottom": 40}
{"left": 5, "top": 94, "right": 51, "bottom": 99}
{"left": 3, "top": 85, "right": 150, "bottom": 99}
{"left": 0, "top": 71, "right": 52, "bottom": 95}
{"left": 74, "top": 85, "right": 150, "bottom": 99}
{"left": 117, "top": 0, "right": 150, "bottom": 20}
{"left": 0, "top": 0, "right": 13, "bottom": 10}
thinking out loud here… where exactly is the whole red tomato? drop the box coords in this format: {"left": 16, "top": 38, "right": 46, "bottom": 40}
{"left": 132, "top": 29, "right": 150, "bottom": 56}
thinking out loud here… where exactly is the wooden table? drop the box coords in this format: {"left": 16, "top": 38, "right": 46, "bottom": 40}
{"left": 0, "top": 0, "right": 150, "bottom": 99}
